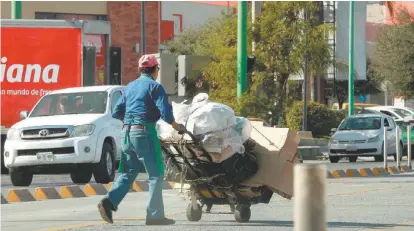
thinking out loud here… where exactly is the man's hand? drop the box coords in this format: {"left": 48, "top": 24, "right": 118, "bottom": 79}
{"left": 172, "top": 121, "right": 187, "bottom": 134}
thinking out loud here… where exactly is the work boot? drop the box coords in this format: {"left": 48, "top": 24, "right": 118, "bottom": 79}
{"left": 145, "top": 217, "right": 176, "bottom": 226}
{"left": 98, "top": 198, "right": 115, "bottom": 224}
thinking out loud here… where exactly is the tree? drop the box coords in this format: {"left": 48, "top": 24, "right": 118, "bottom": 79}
{"left": 332, "top": 59, "right": 382, "bottom": 109}
{"left": 254, "top": 2, "right": 333, "bottom": 124}
{"left": 371, "top": 9, "right": 414, "bottom": 99}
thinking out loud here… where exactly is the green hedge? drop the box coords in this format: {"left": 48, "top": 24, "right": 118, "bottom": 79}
{"left": 286, "top": 101, "right": 346, "bottom": 137}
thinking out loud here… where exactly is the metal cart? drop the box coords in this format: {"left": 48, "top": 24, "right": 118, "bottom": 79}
{"left": 161, "top": 132, "right": 273, "bottom": 223}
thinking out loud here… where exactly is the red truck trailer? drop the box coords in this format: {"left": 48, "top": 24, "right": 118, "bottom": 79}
{"left": 0, "top": 20, "right": 117, "bottom": 173}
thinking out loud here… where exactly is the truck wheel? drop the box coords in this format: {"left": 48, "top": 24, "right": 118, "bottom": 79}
{"left": 10, "top": 168, "right": 33, "bottom": 186}
{"left": 93, "top": 142, "right": 115, "bottom": 184}
{"left": 70, "top": 167, "right": 92, "bottom": 184}
{"left": 1, "top": 138, "right": 9, "bottom": 174}
{"left": 329, "top": 156, "right": 339, "bottom": 163}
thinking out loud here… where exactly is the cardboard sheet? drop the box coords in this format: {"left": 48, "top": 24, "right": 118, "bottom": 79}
{"left": 242, "top": 121, "right": 300, "bottom": 200}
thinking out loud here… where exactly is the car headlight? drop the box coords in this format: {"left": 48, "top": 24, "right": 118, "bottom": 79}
{"left": 6, "top": 128, "right": 21, "bottom": 140}
{"left": 367, "top": 135, "right": 380, "bottom": 143}
{"left": 330, "top": 138, "right": 338, "bottom": 144}
{"left": 70, "top": 125, "right": 95, "bottom": 137}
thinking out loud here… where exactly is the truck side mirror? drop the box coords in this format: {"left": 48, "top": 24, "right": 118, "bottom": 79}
{"left": 20, "top": 110, "right": 28, "bottom": 120}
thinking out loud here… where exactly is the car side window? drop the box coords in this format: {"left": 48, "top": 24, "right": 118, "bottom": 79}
{"left": 110, "top": 91, "right": 122, "bottom": 113}
{"left": 384, "top": 118, "right": 390, "bottom": 127}
{"left": 380, "top": 110, "right": 395, "bottom": 118}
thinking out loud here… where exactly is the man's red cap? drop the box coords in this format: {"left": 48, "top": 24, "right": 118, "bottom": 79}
{"left": 139, "top": 54, "right": 159, "bottom": 68}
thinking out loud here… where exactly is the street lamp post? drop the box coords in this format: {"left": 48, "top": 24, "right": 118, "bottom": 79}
{"left": 348, "top": 1, "right": 355, "bottom": 116}
{"left": 237, "top": 1, "right": 248, "bottom": 98}
{"left": 11, "top": 1, "right": 22, "bottom": 19}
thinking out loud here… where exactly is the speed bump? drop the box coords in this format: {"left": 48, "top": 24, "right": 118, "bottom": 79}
{"left": 331, "top": 169, "right": 347, "bottom": 178}
{"left": 372, "top": 167, "right": 389, "bottom": 176}
{"left": 327, "top": 171, "right": 334, "bottom": 179}
{"left": 106, "top": 182, "right": 113, "bottom": 190}
{"left": 60, "top": 185, "right": 86, "bottom": 198}
{"left": 131, "top": 181, "right": 143, "bottom": 192}
{"left": 7, "top": 189, "right": 35, "bottom": 202}
{"left": 387, "top": 166, "right": 400, "bottom": 174}
{"left": 1, "top": 194, "right": 8, "bottom": 204}
{"left": 399, "top": 166, "right": 412, "bottom": 173}
{"left": 34, "top": 187, "right": 62, "bottom": 200}
{"left": 359, "top": 168, "right": 375, "bottom": 177}
{"left": 84, "top": 183, "right": 107, "bottom": 196}
{"left": 345, "top": 169, "right": 361, "bottom": 177}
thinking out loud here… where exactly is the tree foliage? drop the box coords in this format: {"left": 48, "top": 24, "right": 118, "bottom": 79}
{"left": 371, "top": 9, "right": 414, "bottom": 99}
{"left": 168, "top": 2, "right": 333, "bottom": 122}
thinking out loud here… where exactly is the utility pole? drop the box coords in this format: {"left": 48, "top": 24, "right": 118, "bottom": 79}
{"left": 141, "top": 1, "right": 146, "bottom": 55}
{"left": 11, "top": 1, "right": 22, "bottom": 19}
{"left": 302, "top": 10, "right": 309, "bottom": 131}
{"left": 237, "top": 1, "right": 248, "bottom": 98}
{"left": 348, "top": 1, "right": 355, "bottom": 116}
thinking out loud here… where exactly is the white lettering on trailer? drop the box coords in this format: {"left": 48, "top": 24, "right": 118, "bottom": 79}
{"left": 0, "top": 57, "right": 60, "bottom": 83}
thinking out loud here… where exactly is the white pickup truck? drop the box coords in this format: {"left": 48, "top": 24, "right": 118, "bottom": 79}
{"left": 3, "top": 86, "right": 124, "bottom": 186}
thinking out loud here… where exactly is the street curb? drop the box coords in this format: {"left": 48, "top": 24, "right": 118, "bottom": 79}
{"left": 1, "top": 166, "right": 412, "bottom": 204}
{"left": 2, "top": 180, "right": 176, "bottom": 204}
{"left": 34, "top": 187, "right": 62, "bottom": 200}
{"left": 60, "top": 185, "right": 87, "bottom": 198}
{"left": 7, "top": 189, "right": 36, "bottom": 202}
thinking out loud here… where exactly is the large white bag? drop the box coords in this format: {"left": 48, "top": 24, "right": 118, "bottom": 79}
{"left": 186, "top": 94, "right": 237, "bottom": 135}
{"left": 172, "top": 100, "right": 190, "bottom": 124}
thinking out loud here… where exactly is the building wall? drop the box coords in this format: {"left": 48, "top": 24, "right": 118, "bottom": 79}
{"left": 161, "top": 1, "right": 230, "bottom": 38}
{"left": 1, "top": 1, "right": 107, "bottom": 19}
{"left": 107, "top": 2, "right": 161, "bottom": 84}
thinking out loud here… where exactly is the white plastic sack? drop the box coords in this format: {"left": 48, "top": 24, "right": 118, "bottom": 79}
{"left": 156, "top": 120, "right": 181, "bottom": 141}
{"left": 172, "top": 100, "right": 190, "bottom": 124}
{"left": 201, "top": 127, "right": 245, "bottom": 161}
{"left": 186, "top": 101, "right": 237, "bottom": 135}
{"left": 234, "top": 117, "right": 253, "bottom": 143}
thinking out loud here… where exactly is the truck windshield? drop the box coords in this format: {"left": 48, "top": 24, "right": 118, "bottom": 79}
{"left": 338, "top": 117, "right": 382, "bottom": 130}
{"left": 30, "top": 91, "right": 108, "bottom": 117}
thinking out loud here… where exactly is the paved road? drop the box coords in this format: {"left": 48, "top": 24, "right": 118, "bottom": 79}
{"left": 2, "top": 157, "right": 412, "bottom": 195}
{"left": 3, "top": 173, "right": 414, "bottom": 231}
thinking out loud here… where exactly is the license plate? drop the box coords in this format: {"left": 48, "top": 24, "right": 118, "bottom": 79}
{"left": 346, "top": 145, "right": 357, "bottom": 152}
{"left": 36, "top": 152, "right": 54, "bottom": 162}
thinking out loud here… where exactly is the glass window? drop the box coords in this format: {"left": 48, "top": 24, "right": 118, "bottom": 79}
{"left": 110, "top": 91, "right": 122, "bottom": 112}
{"left": 384, "top": 118, "right": 390, "bottom": 127}
{"left": 30, "top": 91, "right": 108, "bottom": 117}
{"left": 35, "top": 12, "right": 107, "bottom": 21}
{"left": 338, "top": 117, "right": 382, "bottom": 131}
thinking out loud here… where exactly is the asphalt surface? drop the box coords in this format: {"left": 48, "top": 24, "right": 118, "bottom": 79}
{"left": 2, "top": 172, "right": 414, "bottom": 231}
{"left": 1, "top": 157, "right": 412, "bottom": 195}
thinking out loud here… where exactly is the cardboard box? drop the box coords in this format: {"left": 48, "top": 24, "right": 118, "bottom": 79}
{"left": 242, "top": 121, "right": 300, "bottom": 200}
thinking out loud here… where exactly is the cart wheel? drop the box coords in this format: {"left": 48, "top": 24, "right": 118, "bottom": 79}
{"left": 234, "top": 204, "right": 251, "bottom": 223}
{"left": 186, "top": 203, "right": 202, "bottom": 222}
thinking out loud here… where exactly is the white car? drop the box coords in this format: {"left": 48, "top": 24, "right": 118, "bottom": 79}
{"left": 366, "top": 106, "right": 412, "bottom": 122}
{"left": 329, "top": 114, "right": 403, "bottom": 163}
{"left": 3, "top": 86, "right": 124, "bottom": 186}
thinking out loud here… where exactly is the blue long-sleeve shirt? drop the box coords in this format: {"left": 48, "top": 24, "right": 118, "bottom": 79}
{"left": 112, "top": 74, "right": 175, "bottom": 125}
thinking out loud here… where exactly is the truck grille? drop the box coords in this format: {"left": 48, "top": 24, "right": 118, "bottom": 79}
{"left": 21, "top": 126, "right": 71, "bottom": 140}
{"left": 17, "top": 147, "right": 75, "bottom": 156}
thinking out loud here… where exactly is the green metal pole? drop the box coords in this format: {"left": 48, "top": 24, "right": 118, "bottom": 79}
{"left": 11, "top": 1, "right": 22, "bottom": 19}
{"left": 237, "top": 1, "right": 248, "bottom": 98}
{"left": 348, "top": 1, "right": 355, "bottom": 116}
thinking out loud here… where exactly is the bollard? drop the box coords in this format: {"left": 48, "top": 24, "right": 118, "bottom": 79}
{"left": 384, "top": 127, "right": 388, "bottom": 169}
{"left": 409, "top": 124, "right": 412, "bottom": 169}
{"left": 396, "top": 126, "right": 400, "bottom": 168}
{"left": 294, "top": 164, "right": 327, "bottom": 231}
